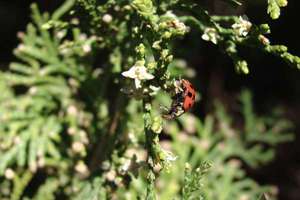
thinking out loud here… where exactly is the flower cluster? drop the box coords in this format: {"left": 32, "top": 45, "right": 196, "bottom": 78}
{"left": 232, "top": 16, "right": 252, "bottom": 37}
{"left": 201, "top": 28, "right": 219, "bottom": 44}
{"left": 121, "top": 61, "right": 154, "bottom": 89}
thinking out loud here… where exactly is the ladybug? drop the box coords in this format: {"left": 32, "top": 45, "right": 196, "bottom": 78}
{"left": 162, "top": 79, "right": 196, "bottom": 120}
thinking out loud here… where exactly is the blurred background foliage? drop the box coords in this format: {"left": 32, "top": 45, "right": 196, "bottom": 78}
{"left": 0, "top": 0, "right": 299, "bottom": 200}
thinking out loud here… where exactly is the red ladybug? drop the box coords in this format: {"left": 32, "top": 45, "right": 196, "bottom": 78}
{"left": 162, "top": 79, "right": 196, "bottom": 120}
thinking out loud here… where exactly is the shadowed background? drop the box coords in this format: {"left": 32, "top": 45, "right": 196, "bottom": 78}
{"left": 0, "top": 0, "right": 299, "bottom": 199}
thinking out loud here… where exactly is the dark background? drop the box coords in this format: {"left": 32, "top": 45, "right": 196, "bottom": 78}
{"left": 0, "top": 0, "right": 299, "bottom": 199}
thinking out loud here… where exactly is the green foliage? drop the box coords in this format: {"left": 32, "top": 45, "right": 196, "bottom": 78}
{"left": 73, "top": 178, "right": 107, "bottom": 200}
{"left": 151, "top": 90, "right": 293, "bottom": 199}
{"left": 267, "top": 0, "right": 288, "bottom": 19}
{"left": 0, "top": 0, "right": 298, "bottom": 199}
{"left": 182, "top": 162, "right": 211, "bottom": 200}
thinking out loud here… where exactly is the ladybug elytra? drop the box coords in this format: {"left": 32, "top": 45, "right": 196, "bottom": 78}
{"left": 162, "top": 79, "right": 196, "bottom": 120}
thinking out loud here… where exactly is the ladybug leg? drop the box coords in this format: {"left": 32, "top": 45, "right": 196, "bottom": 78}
{"left": 162, "top": 106, "right": 178, "bottom": 120}
{"left": 160, "top": 92, "right": 183, "bottom": 115}
{"left": 159, "top": 104, "right": 170, "bottom": 113}
{"left": 161, "top": 80, "right": 188, "bottom": 120}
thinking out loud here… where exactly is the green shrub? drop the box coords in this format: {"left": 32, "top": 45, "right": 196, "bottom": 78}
{"left": 0, "top": 0, "right": 298, "bottom": 199}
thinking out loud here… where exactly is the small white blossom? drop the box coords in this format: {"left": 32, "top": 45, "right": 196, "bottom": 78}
{"left": 71, "top": 18, "right": 79, "bottom": 25}
{"left": 199, "top": 139, "right": 210, "bottom": 150}
{"left": 239, "top": 194, "right": 250, "bottom": 200}
{"left": 114, "top": 5, "right": 120, "bottom": 11}
{"left": 161, "top": 149, "right": 177, "bottom": 172}
{"left": 37, "top": 157, "right": 45, "bottom": 167}
{"left": 120, "top": 160, "right": 131, "bottom": 172}
{"left": 75, "top": 161, "right": 89, "bottom": 174}
{"left": 106, "top": 170, "right": 116, "bottom": 181}
{"left": 201, "top": 28, "right": 219, "bottom": 44}
{"left": 67, "top": 127, "right": 77, "bottom": 135}
{"left": 144, "top": 103, "right": 152, "bottom": 111}
{"left": 13, "top": 136, "right": 21, "bottom": 145}
{"left": 152, "top": 40, "right": 161, "bottom": 50}
{"left": 17, "top": 44, "right": 25, "bottom": 51}
{"left": 82, "top": 43, "right": 91, "bottom": 53}
{"left": 228, "top": 159, "right": 242, "bottom": 168}
{"left": 165, "top": 11, "right": 177, "bottom": 18}
{"left": 102, "top": 14, "right": 113, "bottom": 23}
{"left": 149, "top": 85, "right": 160, "bottom": 96}
{"left": 56, "top": 30, "right": 66, "bottom": 39}
{"left": 30, "top": 162, "right": 37, "bottom": 172}
{"left": 72, "top": 141, "right": 85, "bottom": 153}
{"left": 163, "top": 11, "right": 188, "bottom": 34}
{"left": 121, "top": 62, "right": 154, "bottom": 89}
{"left": 232, "top": 16, "right": 252, "bottom": 37}
{"left": 29, "top": 87, "right": 38, "bottom": 95}
{"left": 173, "top": 19, "right": 188, "bottom": 33}
{"left": 79, "top": 130, "right": 89, "bottom": 144}
{"left": 4, "top": 168, "right": 15, "bottom": 180}
{"left": 164, "top": 150, "right": 177, "bottom": 162}
{"left": 67, "top": 105, "right": 78, "bottom": 116}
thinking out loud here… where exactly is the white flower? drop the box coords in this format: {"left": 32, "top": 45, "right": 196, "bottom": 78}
{"left": 232, "top": 16, "right": 252, "bottom": 37}
{"left": 56, "top": 30, "right": 66, "bottom": 39}
{"left": 4, "top": 168, "right": 15, "bottom": 179}
{"left": 121, "top": 62, "right": 154, "bottom": 89}
{"left": 67, "top": 105, "right": 78, "bottom": 116}
{"left": 67, "top": 127, "right": 77, "bottom": 135}
{"left": 162, "top": 149, "right": 177, "bottom": 162}
{"left": 82, "top": 43, "right": 91, "bottom": 53}
{"left": 17, "top": 44, "right": 25, "bottom": 51}
{"left": 120, "top": 160, "right": 131, "bottom": 172}
{"left": 102, "top": 14, "right": 113, "bottom": 23}
{"left": 75, "top": 161, "right": 89, "bottom": 174}
{"left": 161, "top": 149, "right": 177, "bottom": 172}
{"left": 149, "top": 85, "right": 160, "bottom": 96}
{"left": 72, "top": 141, "right": 85, "bottom": 153}
{"left": 105, "top": 170, "right": 116, "bottom": 181}
{"left": 165, "top": 11, "right": 177, "bottom": 18}
{"left": 13, "top": 136, "right": 21, "bottom": 145}
{"left": 201, "top": 28, "right": 219, "bottom": 44}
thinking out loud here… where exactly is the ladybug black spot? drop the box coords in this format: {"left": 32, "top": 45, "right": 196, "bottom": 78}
{"left": 188, "top": 103, "right": 192, "bottom": 107}
{"left": 189, "top": 84, "right": 194, "bottom": 89}
{"left": 187, "top": 92, "right": 193, "bottom": 98}
{"left": 192, "top": 95, "right": 195, "bottom": 100}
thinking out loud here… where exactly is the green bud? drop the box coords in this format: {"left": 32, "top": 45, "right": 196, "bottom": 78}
{"left": 41, "top": 21, "right": 53, "bottom": 30}
{"left": 166, "top": 55, "right": 173, "bottom": 63}
{"left": 151, "top": 116, "right": 163, "bottom": 134}
{"left": 225, "top": 41, "right": 236, "bottom": 54}
{"left": 135, "top": 43, "right": 146, "bottom": 56}
{"left": 184, "top": 162, "right": 191, "bottom": 170}
{"left": 267, "top": 0, "right": 280, "bottom": 19}
{"left": 161, "top": 49, "right": 169, "bottom": 59}
{"left": 163, "top": 31, "right": 172, "bottom": 39}
{"left": 236, "top": 60, "right": 249, "bottom": 74}
{"left": 277, "top": 0, "right": 288, "bottom": 7}
{"left": 147, "top": 62, "right": 157, "bottom": 70}
{"left": 132, "top": 0, "right": 156, "bottom": 19}
{"left": 159, "top": 21, "right": 168, "bottom": 29}
{"left": 271, "top": 45, "right": 288, "bottom": 53}
{"left": 259, "top": 24, "right": 271, "bottom": 34}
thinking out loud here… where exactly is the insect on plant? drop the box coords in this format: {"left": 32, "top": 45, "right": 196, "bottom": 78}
{"left": 162, "top": 79, "right": 196, "bottom": 120}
